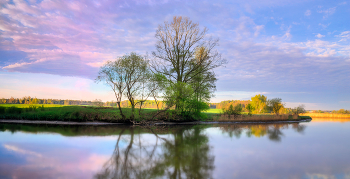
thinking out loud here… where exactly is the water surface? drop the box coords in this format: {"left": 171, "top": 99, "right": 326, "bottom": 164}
{"left": 1, "top": 118, "right": 350, "bottom": 179}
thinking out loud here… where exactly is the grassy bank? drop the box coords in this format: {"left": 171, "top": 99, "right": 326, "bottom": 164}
{"left": 0, "top": 104, "right": 311, "bottom": 123}
{"left": 300, "top": 113, "right": 350, "bottom": 118}
{"left": 0, "top": 104, "right": 159, "bottom": 122}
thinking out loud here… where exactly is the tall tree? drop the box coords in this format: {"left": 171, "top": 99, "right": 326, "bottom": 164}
{"left": 152, "top": 16, "right": 224, "bottom": 113}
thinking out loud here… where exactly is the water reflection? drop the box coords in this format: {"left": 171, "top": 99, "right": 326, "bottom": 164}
{"left": 1, "top": 121, "right": 350, "bottom": 179}
{"left": 95, "top": 126, "right": 214, "bottom": 179}
{"left": 219, "top": 123, "right": 306, "bottom": 142}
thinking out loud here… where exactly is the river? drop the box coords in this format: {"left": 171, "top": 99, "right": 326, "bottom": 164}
{"left": 0, "top": 118, "right": 349, "bottom": 179}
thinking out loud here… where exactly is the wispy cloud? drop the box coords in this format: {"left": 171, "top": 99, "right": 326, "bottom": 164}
{"left": 315, "top": 33, "right": 325, "bottom": 38}
{"left": 305, "top": 10, "right": 311, "bottom": 16}
{"left": 317, "top": 7, "right": 336, "bottom": 19}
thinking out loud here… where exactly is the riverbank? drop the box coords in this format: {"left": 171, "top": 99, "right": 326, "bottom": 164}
{"left": 0, "top": 104, "right": 312, "bottom": 124}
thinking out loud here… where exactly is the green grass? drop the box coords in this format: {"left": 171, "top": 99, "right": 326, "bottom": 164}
{"left": 203, "top": 108, "right": 222, "bottom": 114}
{"left": 299, "top": 116, "right": 312, "bottom": 119}
{"left": 0, "top": 104, "right": 159, "bottom": 122}
{"left": 0, "top": 104, "right": 64, "bottom": 108}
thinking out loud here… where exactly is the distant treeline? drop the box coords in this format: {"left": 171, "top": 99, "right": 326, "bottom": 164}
{"left": 0, "top": 96, "right": 95, "bottom": 106}
{"left": 1, "top": 97, "right": 348, "bottom": 114}
{"left": 209, "top": 100, "right": 250, "bottom": 111}
{"left": 309, "top": 109, "right": 350, "bottom": 114}
{"left": 0, "top": 97, "right": 167, "bottom": 109}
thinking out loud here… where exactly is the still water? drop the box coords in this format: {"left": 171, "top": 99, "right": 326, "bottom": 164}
{"left": 0, "top": 119, "right": 350, "bottom": 179}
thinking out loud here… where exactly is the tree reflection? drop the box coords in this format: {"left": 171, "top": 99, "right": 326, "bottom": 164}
{"left": 94, "top": 125, "right": 214, "bottom": 179}
{"left": 220, "top": 123, "right": 307, "bottom": 142}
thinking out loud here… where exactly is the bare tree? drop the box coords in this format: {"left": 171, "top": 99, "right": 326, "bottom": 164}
{"left": 152, "top": 16, "right": 225, "bottom": 110}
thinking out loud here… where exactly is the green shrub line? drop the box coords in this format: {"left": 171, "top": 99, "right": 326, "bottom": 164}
{"left": 298, "top": 116, "right": 312, "bottom": 119}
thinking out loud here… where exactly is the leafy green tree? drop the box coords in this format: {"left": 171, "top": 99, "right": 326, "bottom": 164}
{"left": 245, "top": 103, "right": 254, "bottom": 115}
{"left": 223, "top": 104, "right": 243, "bottom": 117}
{"left": 267, "top": 98, "right": 284, "bottom": 115}
{"left": 250, "top": 94, "right": 267, "bottom": 113}
{"left": 189, "top": 46, "right": 217, "bottom": 115}
{"left": 292, "top": 105, "right": 306, "bottom": 115}
{"left": 96, "top": 52, "right": 154, "bottom": 122}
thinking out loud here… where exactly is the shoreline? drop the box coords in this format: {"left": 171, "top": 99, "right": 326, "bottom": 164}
{"left": 0, "top": 119, "right": 312, "bottom": 125}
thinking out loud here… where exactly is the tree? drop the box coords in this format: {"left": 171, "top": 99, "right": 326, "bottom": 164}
{"left": 93, "top": 99, "right": 104, "bottom": 107}
{"left": 96, "top": 52, "right": 154, "bottom": 122}
{"left": 267, "top": 98, "right": 284, "bottom": 115}
{"left": 292, "top": 105, "right": 306, "bottom": 115}
{"left": 250, "top": 94, "right": 267, "bottom": 113}
{"left": 152, "top": 16, "right": 224, "bottom": 115}
{"left": 223, "top": 104, "right": 243, "bottom": 117}
{"left": 245, "top": 103, "right": 254, "bottom": 115}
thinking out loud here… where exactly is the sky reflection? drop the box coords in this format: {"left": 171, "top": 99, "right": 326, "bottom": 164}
{"left": 0, "top": 121, "right": 350, "bottom": 179}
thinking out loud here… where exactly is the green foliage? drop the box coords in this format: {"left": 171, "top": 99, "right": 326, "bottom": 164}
{"left": 292, "top": 105, "right": 306, "bottom": 115}
{"left": 332, "top": 109, "right": 350, "bottom": 114}
{"left": 299, "top": 116, "right": 312, "bottom": 119}
{"left": 250, "top": 94, "right": 267, "bottom": 113}
{"left": 222, "top": 104, "right": 242, "bottom": 116}
{"left": 245, "top": 103, "right": 254, "bottom": 115}
{"left": 0, "top": 106, "right": 6, "bottom": 114}
{"left": 162, "top": 81, "right": 211, "bottom": 120}
{"left": 25, "top": 105, "right": 37, "bottom": 112}
{"left": 6, "top": 106, "right": 22, "bottom": 114}
{"left": 38, "top": 105, "right": 45, "bottom": 111}
{"left": 267, "top": 98, "right": 284, "bottom": 115}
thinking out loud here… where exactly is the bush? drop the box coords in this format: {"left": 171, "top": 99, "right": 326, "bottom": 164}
{"left": 38, "top": 105, "right": 45, "bottom": 111}
{"left": 292, "top": 105, "right": 306, "bottom": 115}
{"left": 0, "top": 106, "right": 5, "bottom": 114}
{"left": 223, "top": 104, "right": 242, "bottom": 116}
{"left": 26, "top": 105, "right": 37, "bottom": 112}
{"left": 6, "top": 106, "right": 22, "bottom": 114}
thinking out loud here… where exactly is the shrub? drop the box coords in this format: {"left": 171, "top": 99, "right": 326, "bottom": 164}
{"left": 26, "top": 105, "right": 37, "bottom": 112}
{"left": 223, "top": 104, "right": 242, "bottom": 116}
{"left": 0, "top": 106, "right": 5, "bottom": 114}
{"left": 6, "top": 106, "right": 22, "bottom": 114}
{"left": 38, "top": 105, "right": 45, "bottom": 111}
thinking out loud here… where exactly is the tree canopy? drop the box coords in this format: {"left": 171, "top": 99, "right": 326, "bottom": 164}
{"left": 151, "top": 16, "right": 225, "bottom": 118}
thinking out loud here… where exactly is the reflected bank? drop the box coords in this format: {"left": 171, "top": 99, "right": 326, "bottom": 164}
{"left": 1, "top": 120, "right": 350, "bottom": 179}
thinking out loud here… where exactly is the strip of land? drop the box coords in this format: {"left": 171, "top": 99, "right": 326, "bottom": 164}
{"left": 300, "top": 113, "right": 350, "bottom": 118}
{"left": 0, "top": 104, "right": 312, "bottom": 125}
{"left": 0, "top": 119, "right": 122, "bottom": 125}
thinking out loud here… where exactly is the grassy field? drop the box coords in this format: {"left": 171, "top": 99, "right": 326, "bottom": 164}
{"left": 203, "top": 109, "right": 223, "bottom": 114}
{"left": 0, "top": 104, "right": 159, "bottom": 122}
{"left": 0, "top": 104, "right": 64, "bottom": 108}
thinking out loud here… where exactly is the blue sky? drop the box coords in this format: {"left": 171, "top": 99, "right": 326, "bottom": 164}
{"left": 0, "top": 0, "right": 349, "bottom": 110}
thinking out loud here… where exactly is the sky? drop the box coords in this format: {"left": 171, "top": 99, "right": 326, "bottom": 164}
{"left": 0, "top": 0, "right": 349, "bottom": 110}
